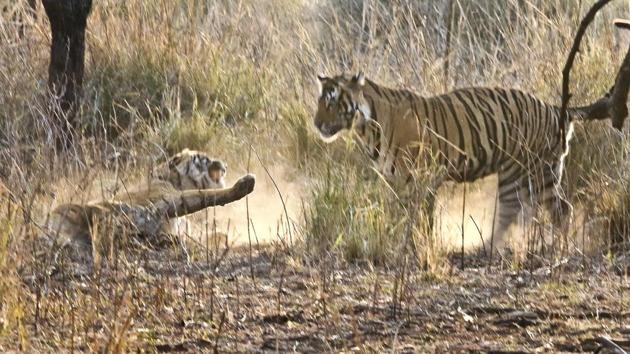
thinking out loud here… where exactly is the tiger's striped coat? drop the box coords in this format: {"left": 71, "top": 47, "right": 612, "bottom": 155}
{"left": 314, "top": 73, "right": 609, "bottom": 237}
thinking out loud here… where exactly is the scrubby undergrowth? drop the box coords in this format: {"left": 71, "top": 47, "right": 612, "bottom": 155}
{"left": 1, "top": 0, "right": 630, "bottom": 351}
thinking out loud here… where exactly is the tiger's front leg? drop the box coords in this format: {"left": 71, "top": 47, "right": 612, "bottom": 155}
{"left": 394, "top": 166, "right": 445, "bottom": 237}
{"left": 398, "top": 145, "right": 445, "bottom": 236}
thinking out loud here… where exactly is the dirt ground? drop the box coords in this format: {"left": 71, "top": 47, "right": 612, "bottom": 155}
{"left": 7, "top": 244, "right": 630, "bottom": 353}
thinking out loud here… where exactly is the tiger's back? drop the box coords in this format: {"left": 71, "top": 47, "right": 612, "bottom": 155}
{"left": 417, "top": 87, "right": 565, "bottom": 182}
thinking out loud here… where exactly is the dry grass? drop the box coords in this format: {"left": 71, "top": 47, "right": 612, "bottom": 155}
{"left": 1, "top": 0, "right": 630, "bottom": 351}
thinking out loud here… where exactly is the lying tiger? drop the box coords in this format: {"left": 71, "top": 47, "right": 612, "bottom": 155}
{"left": 45, "top": 149, "right": 255, "bottom": 265}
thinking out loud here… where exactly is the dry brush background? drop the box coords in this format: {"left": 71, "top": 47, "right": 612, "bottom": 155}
{"left": 1, "top": 0, "right": 630, "bottom": 352}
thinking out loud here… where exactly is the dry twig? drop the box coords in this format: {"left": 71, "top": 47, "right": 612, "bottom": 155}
{"left": 594, "top": 336, "right": 628, "bottom": 354}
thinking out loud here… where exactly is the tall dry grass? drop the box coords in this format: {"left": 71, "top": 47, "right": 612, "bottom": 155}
{"left": 1, "top": 0, "right": 630, "bottom": 347}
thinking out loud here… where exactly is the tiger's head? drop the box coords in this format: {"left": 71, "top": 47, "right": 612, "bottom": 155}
{"left": 314, "top": 72, "right": 371, "bottom": 142}
{"left": 153, "top": 149, "right": 227, "bottom": 190}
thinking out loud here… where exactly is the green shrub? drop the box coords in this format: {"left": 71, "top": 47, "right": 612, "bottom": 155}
{"left": 302, "top": 142, "right": 444, "bottom": 267}
{"left": 303, "top": 158, "right": 404, "bottom": 264}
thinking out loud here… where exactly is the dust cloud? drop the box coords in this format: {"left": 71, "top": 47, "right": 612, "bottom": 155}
{"left": 434, "top": 175, "right": 502, "bottom": 252}
{"left": 186, "top": 166, "right": 307, "bottom": 247}
{"left": 186, "top": 170, "right": 508, "bottom": 251}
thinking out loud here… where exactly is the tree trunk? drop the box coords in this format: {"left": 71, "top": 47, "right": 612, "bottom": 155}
{"left": 42, "top": 0, "right": 92, "bottom": 135}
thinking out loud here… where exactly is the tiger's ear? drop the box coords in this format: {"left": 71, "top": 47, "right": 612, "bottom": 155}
{"left": 352, "top": 72, "right": 365, "bottom": 87}
{"left": 316, "top": 73, "right": 327, "bottom": 94}
{"left": 614, "top": 18, "right": 630, "bottom": 30}
{"left": 168, "top": 154, "right": 182, "bottom": 169}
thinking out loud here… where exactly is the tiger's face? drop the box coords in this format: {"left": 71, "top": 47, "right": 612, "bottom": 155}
{"left": 154, "top": 149, "right": 227, "bottom": 190}
{"left": 314, "top": 72, "right": 369, "bottom": 142}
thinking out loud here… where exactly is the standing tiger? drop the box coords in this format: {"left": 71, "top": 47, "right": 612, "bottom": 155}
{"left": 314, "top": 72, "right": 615, "bottom": 237}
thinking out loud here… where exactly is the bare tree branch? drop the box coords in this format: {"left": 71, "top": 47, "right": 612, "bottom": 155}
{"left": 608, "top": 56, "right": 630, "bottom": 130}
{"left": 575, "top": 44, "right": 630, "bottom": 129}
{"left": 610, "top": 19, "right": 630, "bottom": 130}
{"left": 560, "top": 0, "right": 613, "bottom": 143}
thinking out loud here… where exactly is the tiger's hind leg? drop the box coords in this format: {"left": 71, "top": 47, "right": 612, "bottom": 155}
{"left": 494, "top": 163, "right": 530, "bottom": 242}
{"left": 494, "top": 162, "right": 552, "bottom": 240}
{"left": 493, "top": 160, "right": 572, "bottom": 250}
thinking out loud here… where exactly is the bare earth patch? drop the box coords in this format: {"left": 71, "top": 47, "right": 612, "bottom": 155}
{"left": 6, "top": 246, "right": 630, "bottom": 353}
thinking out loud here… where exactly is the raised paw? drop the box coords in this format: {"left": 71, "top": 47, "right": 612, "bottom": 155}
{"left": 232, "top": 174, "right": 256, "bottom": 197}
